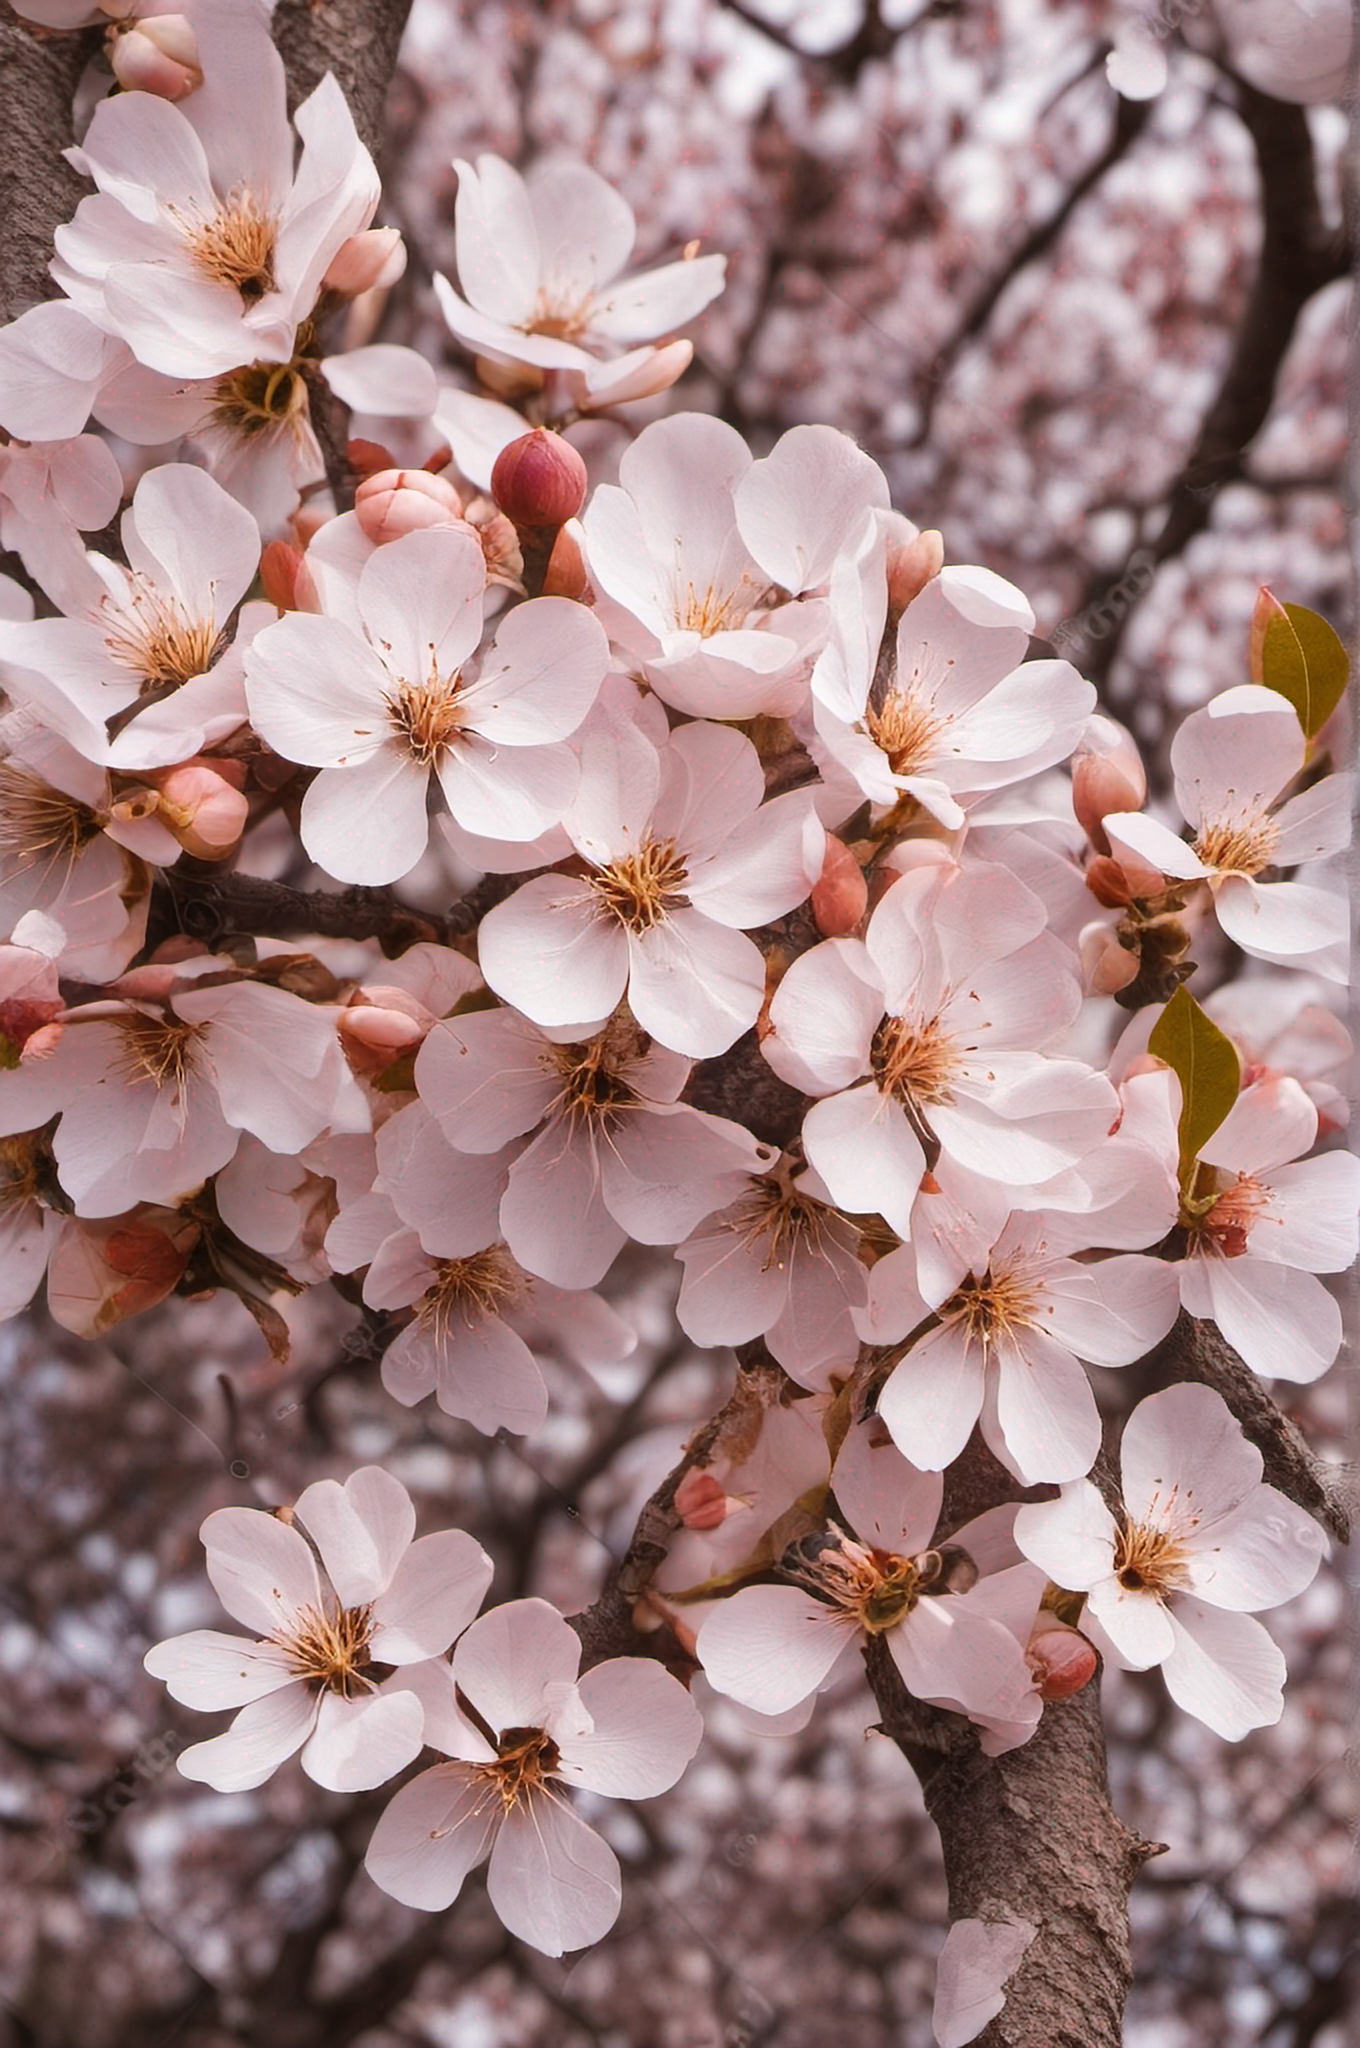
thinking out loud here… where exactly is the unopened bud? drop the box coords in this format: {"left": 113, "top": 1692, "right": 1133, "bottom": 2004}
{"left": 109, "top": 14, "right": 201, "bottom": 98}
{"left": 1028, "top": 1625, "right": 1098, "bottom": 1703}
{"left": 675, "top": 1469, "right": 736, "bottom": 1531}
{"left": 152, "top": 764, "right": 248, "bottom": 858}
{"left": 1072, "top": 716, "right": 1147, "bottom": 853}
{"left": 886, "top": 527, "right": 944, "bottom": 616}
{"left": 354, "top": 467, "right": 466, "bottom": 545}
{"left": 260, "top": 539, "right": 304, "bottom": 610}
{"left": 811, "top": 835, "right": 869, "bottom": 936}
{"left": 1079, "top": 921, "right": 1139, "bottom": 996}
{"left": 1085, "top": 855, "right": 1136, "bottom": 910}
{"left": 540, "top": 522, "right": 588, "bottom": 600}
{"left": 491, "top": 429, "right": 588, "bottom": 530}
{"left": 464, "top": 501, "right": 524, "bottom": 591}
{"left": 347, "top": 437, "right": 397, "bottom": 479}
{"left": 323, "top": 227, "right": 406, "bottom": 298}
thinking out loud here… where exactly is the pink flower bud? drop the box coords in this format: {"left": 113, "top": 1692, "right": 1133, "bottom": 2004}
{"left": 491, "top": 429, "right": 588, "bottom": 530}
{"left": 323, "top": 227, "right": 406, "bottom": 298}
{"left": 153, "top": 764, "right": 249, "bottom": 858}
{"left": 1085, "top": 855, "right": 1136, "bottom": 909}
{"left": 348, "top": 437, "right": 397, "bottom": 479}
{"left": 260, "top": 539, "right": 304, "bottom": 611}
{"left": 1028, "top": 1626, "right": 1098, "bottom": 1702}
{"left": 886, "top": 528, "right": 944, "bottom": 615}
{"left": 464, "top": 501, "right": 524, "bottom": 590}
{"left": 811, "top": 834, "right": 869, "bottom": 936}
{"left": 109, "top": 15, "right": 201, "bottom": 99}
{"left": 1080, "top": 921, "right": 1139, "bottom": 996}
{"left": 675, "top": 1469, "right": 735, "bottom": 1531}
{"left": 354, "top": 467, "right": 466, "bottom": 545}
{"left": 540, "top": 522, "right": 588, "bottom": 600}
{"left": 1072, "top": 715, "right": 1147, "bottom": 853}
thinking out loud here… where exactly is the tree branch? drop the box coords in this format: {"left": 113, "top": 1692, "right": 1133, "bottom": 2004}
{"left": 271, "top": 0, "right": 414, "bottom": 162}
{"left": 0, "top": 8, "right": 96, "bottom": 325}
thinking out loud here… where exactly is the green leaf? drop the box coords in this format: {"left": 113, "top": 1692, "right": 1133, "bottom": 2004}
{"left": 1259, "top": 603, "right": 1349, "bottom": 740}
{"left": 1147, "top": 986, "right": 1241, "bottom": 1180}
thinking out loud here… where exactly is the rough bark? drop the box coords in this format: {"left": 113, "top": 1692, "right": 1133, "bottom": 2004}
{"left": 272, "top": 0, "right": 414, "bottom": 162}
{"left": 0, "top": 7, "right": 96, "bottom": 324}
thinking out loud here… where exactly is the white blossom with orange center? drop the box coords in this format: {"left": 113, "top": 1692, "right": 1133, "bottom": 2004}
{"left": 413, "top": 1004, "right": 775, "bottom": 1291}
{"left": 763, "top": 854, "right": 1119, "bottom": 1239}
{"left": 1169, "top": 1073, "right": 1360, "bottom": 1384}
{"left": 366, "top": 1599, "right": 702, "bottom": 1956}
{"left": 0, "top": 465, "right": 261, "bottom": 772}
{"left": 858, "top": 1208, "right": 1178, "bottom": 1485}
{"left": 245, "top": 525, "right": 609, "bottom": 884}
{"left": 580, "top": 414, "right": 882, "bottom": 718}
{"left": 809, "top": 541, "right": 1094, "bottom": 826}
{"left": 697, "top": 1423, "right": 1040, "bottom": 1736}
{"left": 51, "top": 10, "right": 380, "bottom": 382}
{"left": 478, "top": 711, "right": 819, "bottom": 1058}
{"left": 1015, "top": 1385, "right": 1327, "bottom": 1739}
{"left": 144, "top": 1467, "right": 493, "bottom": 1792}
{"left": 1103, "top": 684, "right": 1349, "bottom": 981}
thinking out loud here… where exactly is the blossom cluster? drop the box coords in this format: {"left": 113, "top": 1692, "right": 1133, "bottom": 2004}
{"left": 0, "top": 0, "right": 1351, "bottom": 1971}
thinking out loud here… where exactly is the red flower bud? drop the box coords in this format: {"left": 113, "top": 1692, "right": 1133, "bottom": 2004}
{"left": 491, "top": 429, "right": 588, "bottom": 529}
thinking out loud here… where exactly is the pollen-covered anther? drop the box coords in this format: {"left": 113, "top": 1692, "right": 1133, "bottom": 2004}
{"left": 1194, "top": 811, "right": 1279, "bottom": 877}
{"left": 278, "top": 1599, "right": 375, "bottom": 1695}
{"left": 867, "top": 688, "right": 946, "bottom": 777}
{"left": 113, "top": 1011, "right": 202, "bottom": 1092}
{"left": 589, "top": 837, "right": 690, "bottom": 932}
{"left": 102, "top": 583, "right": 223, "bottom": 691}
{"left": 181, "top": 190, "right": 278, "bottom": 299}
{"left": 0, "top": 765, "right": 102, "bottom": 874}
{"left": 481, "top": 1725, "right": 562, "bottom": 1811}
{"left": 1112, "top": 1518, "right": 1191, "bottom": 1597}
{"left": 729, "top": 1177, "right": 827, "bottom": 1274}
{"left": 672, "top": 578, "right": 747, "bottom": 637}
{"left": 788, "top": 1531, "right": 922, "bottom": 1633}
{"left": 943, "top": 1266, "right": 1041, "bottom": 1349}
{"left": 415, "top": 1246, "right": 526, "bottom": 1339}
{"left": 385, "top": 677, "right": 465, "bottom": 766}
{"left": 871, "top": 1012, "right": 959, "bottom": 1107}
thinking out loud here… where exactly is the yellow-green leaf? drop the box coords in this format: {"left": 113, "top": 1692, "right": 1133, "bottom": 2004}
{"left": 1147, "top": 986, "right": 1241, "bottom": 1180}
{"left": 1259, "top": 602, "right": 1349, "bottom": 740}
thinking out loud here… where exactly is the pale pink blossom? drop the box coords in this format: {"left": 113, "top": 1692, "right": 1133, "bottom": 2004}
{"left": 1014, "top": 1384, "right": 1328, "bottom": 1738}
{"left": 762, "top": 858, "right": 1118, "bottom": 1236}
{"left": 245, "top": 526, "right": 609, "bottom": 883}
{"left": 365, "top": 1598, "right": 703, "bottom": 1955}
{"left": 433, "top": 155, "right": 725, "bottom": 381}
{"left": 696, "top": 1422, "right": 1040, "bottom": 1731}
{"left": 858, "top": 1211, "right": 1180, "bottom": 1485}
{"left": 0, "top": 433, "right": 124, "bottom": 607}
{"left": 53, "top": 9, "right": 379, "bottom": 381}
{"left": 414, "top": 1008, "right": 775, "bottom": 1289}
{"left": 144, "top": 1467, "right": 493, "bottom": 1790}
{"left": 1169, "top": 1074, "right": 1359, "bottom": 1383}
{"left": 1103, "top": 686, "right": 1350, "bottom": 982}
{"left": 477, "top": 715, "right": 817, "bottom": 1058}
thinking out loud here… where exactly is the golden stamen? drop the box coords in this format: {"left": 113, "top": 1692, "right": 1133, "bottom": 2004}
{"left": 111, "top": 1011, "right": 201, "bottom": 1093}
{"left": 1112, "top": 1519, "right": 1191, "bottom": 1597}
{"left": 866, "top": 688, "right": 945, "bottom": 777}
{"left": 0, "top": 765, "right": 103, "bottom": 876}
{"left": 278, "top": 1599, "right": 375, "bottom": 1695}
{"left": 589, "top": 838, "right": 690, "bottom": 934}
{"left": 1195, "top": 813, "right": 1279, "bottom": 877}
{"left": 181, "top": 190, "right": 278, "bottom": 300}
{"left": 102, "top": 582, "right": 223, "bottom": 693}
{"left": 385, "top": 677, "right": 465, "bottom": 766}
{"left": 870, "top": 1012, "right": 959, "bottom": 1108}
{"left": 415, "top": 1247, "right": 526, "bottom": 1341}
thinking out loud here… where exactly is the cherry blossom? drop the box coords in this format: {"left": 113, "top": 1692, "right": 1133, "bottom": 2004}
{"left": 433, "top": 155, "right": 725, "bottom": 383}
{"left": 144, "top": 1466, "right": 494, "bottom": 1790}
{"left": 245, "top": 525, "right": 609, "bottom": 883}
{"left": 1170, "top": 1075, "right": 1360, "bottom": 1384}
{"left": 364, "top": 1598, "right": 703, "bottom": 1954}
{"left": 1014, "top": 1384, "right": 1328, "bottom": 1738}
{"left": 414, "top": 1006, "right": 775, "bottom": 1288}
{"left": 1103, "top": 686, "right": 1350, "bottom": 982}
{"left": 762, "top": 856, "right": 1118, "bottom": 1236}
{"left": 696, "top": 1421, "right": 1039, "bottom": 1731}
{"left": 477, "top": 714, "right": 818, "bottom": 1057}
{"left": 52, "top": 5, "right": 379, "bottom": 381}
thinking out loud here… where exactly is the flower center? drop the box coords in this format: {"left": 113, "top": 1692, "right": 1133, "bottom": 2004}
{"left": 0, "top": 765, "right": 102, "bottom": 876}
{"left": 785, "top": 1530, "right": 963, "bottom": 1635}
{"left": 529, "top": 287, "right": 592, "bottom": 341}
{"left": 866, "top": 688, "right": 946, "bottom": 777}
{"left": 112, "top": 1011, "right": 201, "bottom": 1092}
{"left": 0, "top": 1132, "right": 43, "bottom": 1208}
{"left": 102, "top": 581, "right": 223, "bottom": 693}
{"left": 547, "top": 1026, "right": 644, "bottom": 1130}
{"left": 671, "top": 577, "right": 751, "bottom": 637}
{"left": 480, "top": 1724, "right": 563, "bottom": 1811}
{"left": 1112, "top": 1519, "right": 1191, "bottom": 1597}
{"left": 728, "top": 1176, "right": 830, "bottom": 1272}
{"left": 385, "top": 678, "right": 465, "bottom": 767}
{"left": 181, "top": 190, "right": 278, "bottom": 300}
{"left": 870, "top": 1012, "right": 959, "bottom": 1107}
{"left": 211, "top": 353, "right": 312, "bottom": 441}
{"left": 277, "top": 1599, "right": 375, "bottom": 1695}
{"left": 1194, "top": 812, "right": 1279, "bottom": 878}
{"left": 589, "top": 837, "right": 690, "bottom": 933}
{"left": 940, "top": 1265, "right": 1040, "bottom": 1349}
{"left": 414, "top": 1247, "right": 526, "bottom": 1338}
{"left": 1184, "top": 1169, "right": 1270, "bottom": 1258}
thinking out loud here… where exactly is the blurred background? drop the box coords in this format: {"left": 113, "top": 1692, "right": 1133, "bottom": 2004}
{"left": 1, "top": 1, "right": 1353, "bottom": 2043}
